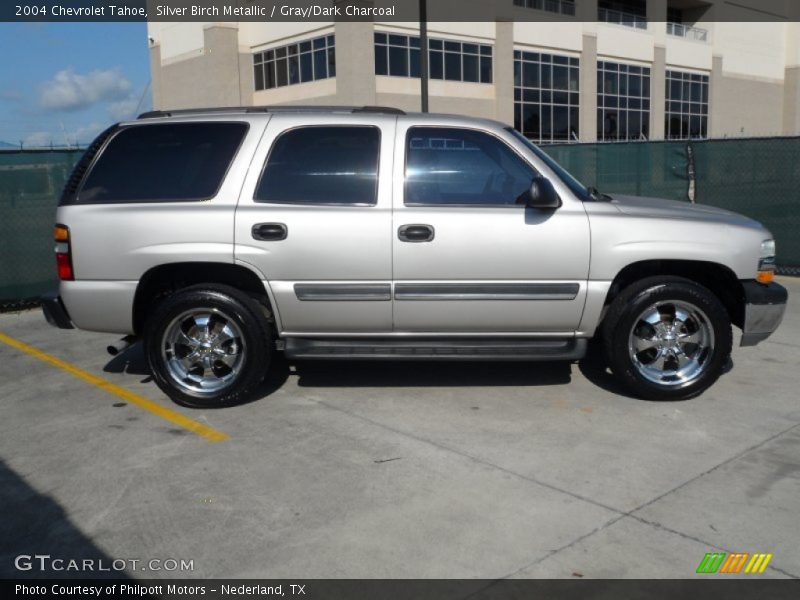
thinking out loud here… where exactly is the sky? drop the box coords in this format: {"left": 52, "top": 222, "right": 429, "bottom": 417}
{"left": 0, "top": 22, "right": 151, "bottom": 148}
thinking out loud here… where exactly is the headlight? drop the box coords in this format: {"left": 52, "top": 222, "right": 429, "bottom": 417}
{"left": 757, "top": 239, "right": 776, "bottom": 283}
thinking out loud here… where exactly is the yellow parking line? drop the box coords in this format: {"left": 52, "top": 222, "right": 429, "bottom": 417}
{"left": 0, "top": 331, "right": 229, "bottom": 442}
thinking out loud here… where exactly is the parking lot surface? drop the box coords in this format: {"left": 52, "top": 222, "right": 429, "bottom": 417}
{"left": 1, "top": 277, "right": 799, "bottom": 579}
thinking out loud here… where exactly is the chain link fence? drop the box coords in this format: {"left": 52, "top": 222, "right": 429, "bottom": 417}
{"left": 543, "top": 136, "right": 800, "bottom": 275}
{"left": 1, "top": 138, "right": 798, "bottom": 310}
{"left": 0, "top": 150, "right": 82, "bottom": 310}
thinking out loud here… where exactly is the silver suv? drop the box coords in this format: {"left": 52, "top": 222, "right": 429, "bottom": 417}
{"left": 42, "top": 106, "right": 787, "bottom": 407}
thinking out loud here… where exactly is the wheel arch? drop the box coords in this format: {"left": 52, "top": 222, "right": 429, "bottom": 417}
{"left": 603, "top": 259, "right": 745, "bottom": 330}
{"left": 132, "top": 262, "right": 271, "bottom": 335}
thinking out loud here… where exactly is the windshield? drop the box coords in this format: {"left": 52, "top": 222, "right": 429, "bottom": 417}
{"left": 506, "top": 128, "right": 589, "bottom": 201}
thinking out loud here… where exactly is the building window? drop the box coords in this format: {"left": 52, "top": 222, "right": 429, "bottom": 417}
{"left": 254, "top": 34, "right": 335, "bottom": 91}
{"left": 512, "top": 0, "right": 576, "bottom": 16}
{"left": 374, "top": 32, "right": 493, "bottom": 83}
{"left": 597, "top": 61, "right": 651, "bottom": 141}
{"left": 514, "top": 50, "right": 580, "bottom": 143}
{"left": 665, "top": 70, "right": 709, "bottom": 139}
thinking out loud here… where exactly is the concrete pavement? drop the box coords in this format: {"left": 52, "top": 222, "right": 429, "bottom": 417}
{"left": 1, "top": 277, "right": 798, "bottom": 579}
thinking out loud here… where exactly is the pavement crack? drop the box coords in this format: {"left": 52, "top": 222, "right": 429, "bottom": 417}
{"left": 311, "top": 397, "right": 800, "bottom": 580}
{"left": 628, "top": 420, "right": 800, "bottom": 516}
{"left": 624, "top": 515, "right": 799, "bottom": 579}
{"left": 311, "top": 398, "right": 624, "bottom": 516}
{"left": 491, "top": 514, "right": 627, "bottom": 581}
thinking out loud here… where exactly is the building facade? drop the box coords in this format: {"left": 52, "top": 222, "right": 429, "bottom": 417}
{"left": 147, "top": 0, "right": 800, "bottom": 141}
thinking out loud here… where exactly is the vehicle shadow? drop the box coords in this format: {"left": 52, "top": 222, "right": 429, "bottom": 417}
{"left": 105, "top": 340, "right": 719, "bottom": 404}
{"left": 104, "top": 342, "right": 291, "bottom": 406}
{"left": 0, "top": 459, "right": 132, "bottom": 580}
{"left": 576, "top": 340, "right": 735, "bottom": 401}
{"left": 291, "top": 359, "right": 573, "bottom": 388}
{"left": 103, "top": 341, "right": 150, "bottom": 378}
{"left": 576, "top": 339, "right": 638, "bottom": 399}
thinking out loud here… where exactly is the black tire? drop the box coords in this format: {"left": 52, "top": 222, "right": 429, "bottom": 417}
{"left": 145, "top": 284, "right": 272, "bottom": 408}
{"left": 601, "top": 276, "right": 732, "bottom": 401}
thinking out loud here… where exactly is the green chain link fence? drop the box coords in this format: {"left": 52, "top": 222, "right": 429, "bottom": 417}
{"left": 543, "top": 137, "right": 800, "bottom": 275}
{"left": 1, "top": 137, "right": 798, "bottom": 310}
{"left": 0, "top": 150, "right": 82, "bottom": 310}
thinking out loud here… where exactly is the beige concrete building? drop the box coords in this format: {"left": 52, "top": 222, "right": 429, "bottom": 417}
{"left": 147, "top": 0, "right": 800, "bottom": 142}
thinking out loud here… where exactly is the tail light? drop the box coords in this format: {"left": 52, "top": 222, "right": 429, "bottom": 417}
{"left": 54, "top": 224, "right": 74, "bottom": 281}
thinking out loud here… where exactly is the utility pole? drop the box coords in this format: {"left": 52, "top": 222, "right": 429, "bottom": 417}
{"left": 419, "top": 0, "right": 429, "bottom": 112}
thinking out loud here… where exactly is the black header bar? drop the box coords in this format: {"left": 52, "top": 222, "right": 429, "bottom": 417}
{"left": 2, "top": 0, "right": 797, "bottom": 22}
{"left": 3, "top": 579, "right": 800, "bottom": 600}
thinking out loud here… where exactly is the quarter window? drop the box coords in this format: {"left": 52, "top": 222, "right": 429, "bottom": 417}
{"left": 405, "top": 127, "right": 535, "bottom": 206}
{"left": 256, "top": 126, "right": 380, "bottom": 205}
{"left": 79, "top": 123, "right": 247, "bottom": 203}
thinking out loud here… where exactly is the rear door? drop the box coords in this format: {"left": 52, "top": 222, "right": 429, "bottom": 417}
{"left": 234, "top": 114, "right": 396, "bottom": 334}
{"left": 391, "top": 122, "right": 591, "bottom": 333}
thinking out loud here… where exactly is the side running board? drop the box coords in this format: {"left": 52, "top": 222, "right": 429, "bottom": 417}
{"left": 283, "top": 337, "right": 587, "bottom": 361}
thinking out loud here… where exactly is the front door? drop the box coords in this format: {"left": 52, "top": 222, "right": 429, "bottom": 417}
{"left": 391, "top": 123, "right": 590, "bottom": 334}
{"left": 235, "top": 115, "right": 396, "bottom": 334}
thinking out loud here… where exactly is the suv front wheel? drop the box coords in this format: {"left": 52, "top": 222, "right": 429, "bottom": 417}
{"left": 145, "top": 284, "right": 272, "bottom": 408}
{"left": 601, "top": 276, "right": 733, "bottom": 401}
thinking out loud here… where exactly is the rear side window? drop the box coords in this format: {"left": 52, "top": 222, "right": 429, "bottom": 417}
{"left": 255, "top": 126, "right": 380, "bottom": 205}
{"left": 78, "top": 122, "right": 248, "bottom": 203}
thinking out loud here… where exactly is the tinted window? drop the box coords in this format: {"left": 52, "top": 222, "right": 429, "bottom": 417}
{"left": 79, "top": 123, "right": 247, "bottom": 203}
{"left": 405, "top": 127, "right": 535, "bottom": 206}
{"left": 256, "top": 126, "right": 380, "bottom": 205}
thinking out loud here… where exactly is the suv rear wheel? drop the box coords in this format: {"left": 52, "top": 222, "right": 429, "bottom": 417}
{"left": 601, "top": 276, "right": 732, "bottom": 400}
{"left": 145, "top": 284, "right": 272, "bottom": 408}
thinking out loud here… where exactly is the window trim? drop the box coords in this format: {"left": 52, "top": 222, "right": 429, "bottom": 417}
{"left": 374, "top": 31, "right": 493, "bottom": 84}
{"left": 75, "top": 121, "right": 250, "bottom": 205}
{"left": 254, "top": 125, "right": 382, "bottom": 207}
{"left": 596, "top": 59, "right": 652, "bottom": 142}
{"left": 664, "top": 69, "right": 710, "bottom": 140}
{"left": 254, "top": 33, "right": 335, "bottom": 92}
{"left": 514, "top": 49, "right": 581, "bottom": 144}
{"left": 403, "top": 125, "right": 538, "bottom": 209}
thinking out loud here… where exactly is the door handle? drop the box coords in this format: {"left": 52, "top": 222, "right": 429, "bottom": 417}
{"left": 252, "top": 222, "right": 287, "bottom": 241}
{"left": 398, "top": 224, "right": 435, "bottom": 243}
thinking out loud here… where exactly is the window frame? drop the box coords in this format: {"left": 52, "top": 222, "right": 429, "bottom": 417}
{"left": 665, "top": 69, "right": 709, "bottom": 140}
{"left": 254, "top": 34, "right": 335, "bottom": 92}
{"left": 374, "top": 31, "right": 493, "bottom": 84}
{"left": 596, "top": 60, "right": 652, "bottom": 141}
{"left": 254, "top": 125, "right": 383, "bottom": 207}
{"left": 403, "top": 125, "right": 539, "bottom": 209}
{"left": 514, "top": 49, "right": 580, "bottom": 144}
{"left": 75, "top": 121, "right": 250, "bottom": 205}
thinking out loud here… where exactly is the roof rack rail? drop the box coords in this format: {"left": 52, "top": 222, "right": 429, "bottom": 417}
{"left": 137, "top": 105, "right": 406, "bottom": 120}
{"left": 352, "top": 106, "right": 406, "bottom": 115}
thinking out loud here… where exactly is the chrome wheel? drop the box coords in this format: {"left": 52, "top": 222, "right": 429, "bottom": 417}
{"left": 628, "top": 300, "right": 715, "bottom": 388}
{"left": 161, "top": 308, "right": 246, "bottom": 395}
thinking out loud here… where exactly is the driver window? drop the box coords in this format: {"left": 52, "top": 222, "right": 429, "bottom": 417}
{"left": 405, "top": 127, "right": 536, "bottom": 206}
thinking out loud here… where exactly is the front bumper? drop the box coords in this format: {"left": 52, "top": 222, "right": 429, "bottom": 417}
{"left": 740, "top": 281, "right": 787, "bottom": 347}
{"left": 41, "top": 291, "right": 74, "bottom": 330}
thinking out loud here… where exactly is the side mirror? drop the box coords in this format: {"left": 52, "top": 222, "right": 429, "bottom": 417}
{"left": 523, "top": 176, "right": 561, "bottom": 210}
